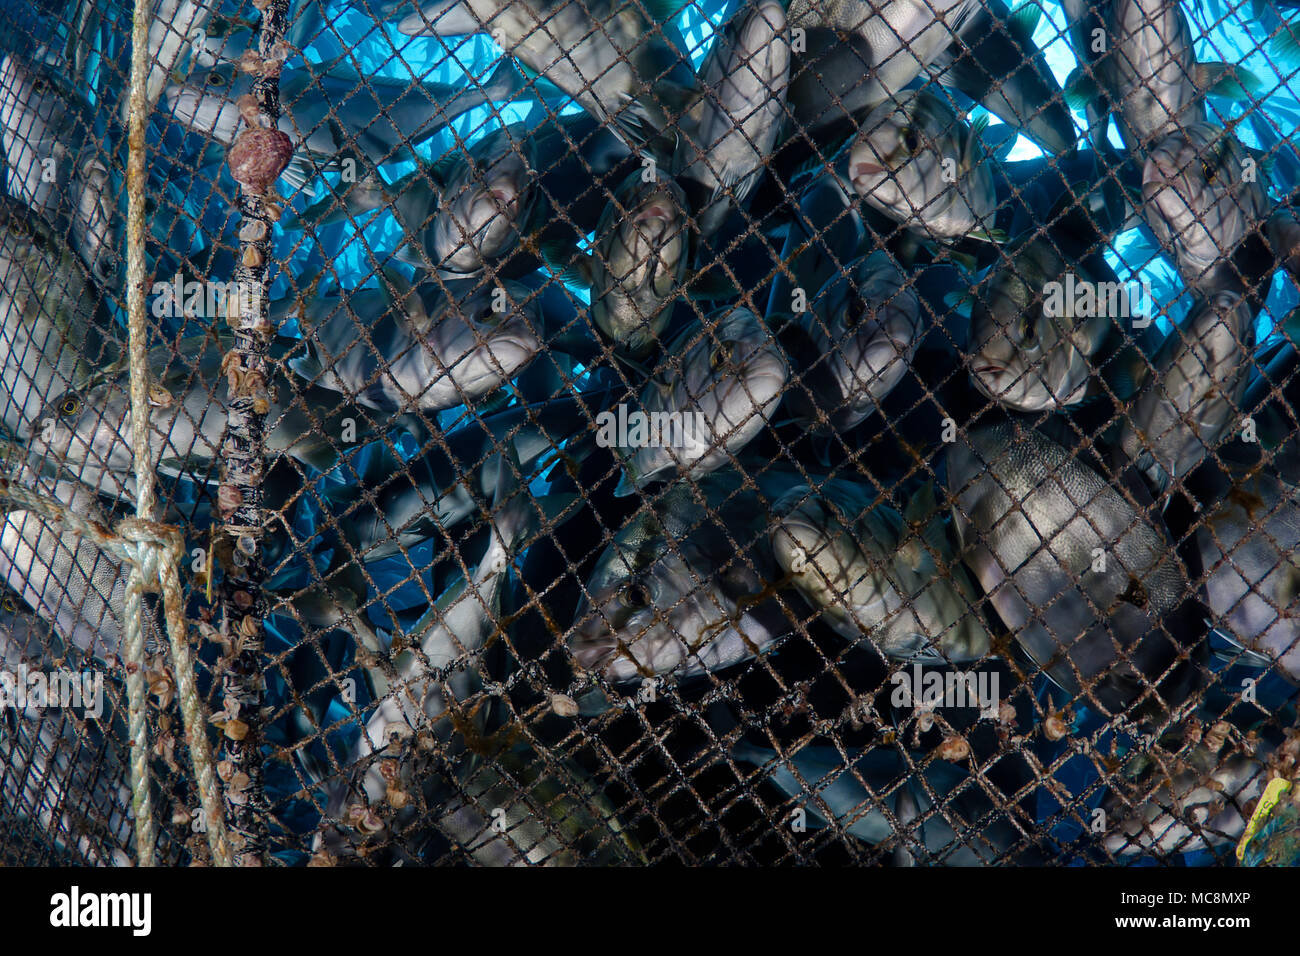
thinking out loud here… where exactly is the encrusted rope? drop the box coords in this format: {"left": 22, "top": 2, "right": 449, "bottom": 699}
{"left": 123, "top": 1, "right": 233, "bottom": 867}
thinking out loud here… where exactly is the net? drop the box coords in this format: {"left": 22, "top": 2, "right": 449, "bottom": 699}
{"left": 0, "top": 0, "right": 1297, "bottom": 866}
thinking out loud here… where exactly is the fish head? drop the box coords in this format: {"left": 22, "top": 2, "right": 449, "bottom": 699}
{"left": 27, "top": 382, "right": 133, "bottom": 482}
{"left": 848, "top": 91, "right": 971, "bottom": 233}
{"left": 677, "top": 307, "right": 789, "bottom": 440}
{"left": 164, "top": 63, "right": 248, "bottom": 140}
{"left": 815, "top": 253, "right": 920, "bottom": 399}
{"left": 1142, "top": 124, "right": 1267, "bottom": 280}
{"left": 969, "top": 243, "right": 1104, "bottom": 411}
{"left": 592, "top": 174, "right": 688, "bottom": 352}
{"left": 423, "top": 280, "right": 543, "bottom": 402}
{"left": 433, "top": 128, "right": 535, "bottom": 272}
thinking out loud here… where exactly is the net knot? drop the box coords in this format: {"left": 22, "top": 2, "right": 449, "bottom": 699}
{"left": 115, "top": 517, "right": 185, "bottom": 592}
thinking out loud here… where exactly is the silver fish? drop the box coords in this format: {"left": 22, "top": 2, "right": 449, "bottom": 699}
{"left": 288, "top": 275, "right": 545, "bottom": 415}
{"left": 615, "top": 307, "right": 788, "bottom": 494}
{"left": 786, "top": 0, "right": 981, "bottom": 106}
{"left": 947, "top": 423, "right": 1200, "bottom": 717}
{"left": 682, "top": 0, "right": 790, "bottom": 239}
{"left": 0, "top": 469, "right": 136, "bottom": 666}
{"left": 1103, "top": 738, "right": 1273, "bottom": 858}
{"left": 792, "top": 251, "right": 922, "bottom": 432}
{"left": 396, "top": 0, "right": 700, "bottom": 152}
{"left": 1118, "top": 290, "right": 1255, "bottom": 493}
{"left": 0, "top": 590, "right": 134, "bottom": 866}
{"left": 430, "top": 124, "right": 539, "bottom": 275}
{"left": 1141, "top": 124, "right": 1270, "bottom": 290}
{"left": 29, "top": 334, "right": 366, "bottom": 498}
{"left": 565, "top": 168, "right": 690, "bottom": 356}
{"left": 846, "top": 89, "right": 997, "bottom": 242}
{"left": 0, "top": 54, "right": 119, "bottom": 286}
{"left": 769, "top": 481, "right": 990, "bottom": 662}
{"left": 165, "top": 56, "right": 529, "bottom": 192}
{"left": 130, "top": 0, "right": 218, "bottom": 124}
{"left": 0, "top": 195, "right": 117, "bottom": 440}
{"left": 1196, "top": 470, "right": 1300, "bottom": 680}
{"left": 732, "top": 739, "right": 1034, "bottom": 865}
{"left": 967, "top": 236, "right": 1119, "bottom": 412}
{"left": 569, "top": 474, "right": 794, "bottom": 681}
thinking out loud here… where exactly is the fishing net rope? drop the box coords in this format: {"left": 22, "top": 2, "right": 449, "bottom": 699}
{"left": 0, "top": 0, "right": 1298, "bottom": 866}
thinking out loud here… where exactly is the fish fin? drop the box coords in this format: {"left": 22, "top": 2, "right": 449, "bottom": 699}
{"left": 539, "top": 237, "right": 595, "bottom": 287}
{"left": 393, "top": 242, "right": 428, "bottom": 269}
{"left": 613, "top": 471, "right": 638, "bottom": 497}
{"left": 968, "top": 227, "right": 1007, "bottom": 245}
{"left": 943, "top": 287, "right": 974, "bottom": 316}
{"left": 1195, "top": 62, "right": 1264, "bottom": 101}
{"left": 278, "top": 154, "right": 323, "bottom": 199}
{"left": 641, "top": 0, "right": 691, "bottom": 23}
{"left": 1063, "top": 66, "right": 1099, "bottom": 111}
{"left": 1007, "top": 0, "right": 1043, "bottom": 40}
{"left": 1209, "top": 627, "right": 1277, "bottom": 669}
{"left": 969, "top": 112, "right": 990, "bottom": 143}
{"left": 946, "top": 249, "right": 980, "bottom": 272}
{"left": 1267, "top": 22, "right": 1300, "bottom": 66}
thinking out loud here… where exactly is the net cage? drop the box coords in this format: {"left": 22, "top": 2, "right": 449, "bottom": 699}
{"left": 0, "top": 0, "right": 1298, "bottom": 868}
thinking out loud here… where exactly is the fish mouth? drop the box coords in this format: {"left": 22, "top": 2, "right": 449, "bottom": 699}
{"left": 849, "top": 160, "right": 886, "bottom": 191}
{"left": 568, "top": 633, "right": 617, "bottom": 672}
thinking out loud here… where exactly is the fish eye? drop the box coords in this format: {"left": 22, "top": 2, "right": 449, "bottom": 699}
{"left": 1202, "top": 161, "right": 1217, "bottom": 184}
{"left": 206, "top": 72, "right": 228, "bottom": 87}
{"left": 622, "top": 582, "right": 653, "bottom": 609}
{"left": 901, "top": 125, "right": 920, "bottom": 154}
{"left": 60, "top": 396, "right": 81, "bottom": 417}
{"left": 1, "top": 596, "right": 15, "bottom": 613}
{"left": 709, "top": 343, "right": 733, "bottom": 371}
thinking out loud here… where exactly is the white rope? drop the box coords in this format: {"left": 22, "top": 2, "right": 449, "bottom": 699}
{"left": 123, "top": 2, "right": 233, "bottom": 867}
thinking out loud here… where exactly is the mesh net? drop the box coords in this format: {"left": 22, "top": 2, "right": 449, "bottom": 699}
{"left": 0, "top": 0, "right": 1298, "bottom": 866}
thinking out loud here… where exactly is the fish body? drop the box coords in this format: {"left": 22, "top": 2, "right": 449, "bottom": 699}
{"left": 0, "top": 54, "right": 119, "bottom": 286}
{"left": 1118, "top": 291, "right": 1256, "bottom": 493}
{"left": 1140, "top": 124, "right": 1270, "bottom": 290}
{"left": 569, "top": 473, "right": 794, "bottom": 681}
{"left": 617, "top": 307, "right": 788, "bottom": 493}
{"left": 682, "top": 0, "right": 791, "bottom": 239}
{"left": 947, "top": 423, "right": 1202, "bottom": 716}
{"left": 1196, "top": 470, "right": 1300, "bottom": 680}
{"left": 846, "top": 88, "right": 996, "bottom": 242}
{"left": 769, "top": 481, "right": 991, "bottom": 662}
{"left": 396, "top": 0, "right": 699, "bottom": 153}
{"left": 0, "top": 194, "right": 117, "bottom": 440}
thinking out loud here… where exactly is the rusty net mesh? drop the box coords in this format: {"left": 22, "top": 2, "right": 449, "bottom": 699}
{"left": 0, "top": 0, "right": 1298, "bottom": 867}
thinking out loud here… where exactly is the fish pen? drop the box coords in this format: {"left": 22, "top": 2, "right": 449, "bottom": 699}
{"left": 0, "top": 0, "right": 1298, "bottom": 868}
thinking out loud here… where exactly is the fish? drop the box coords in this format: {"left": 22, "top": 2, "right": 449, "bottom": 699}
{"left": 0, "top": 469, "right": 138, "bottom": 667}
{"left": 769, "top": 481, "right": 991, "bottom": 662}
{"left": 428, "top": 124, "right": 540, "bottom": 276}
{"left": 0, "top": 194, "right": 119, "bottom": 441}
{"left": 164, "top": 56, "right": 531, "bottom": 192}
{"left": 395, "top": 0, "right": 700, "bottom": 154}
{"left": 785, "top": 0, "right": 981, "bottom": 107}
{"left": 568, "top": 472, "right": 796, "bottom": 681}
{"left": 1140, "top": 123, "right": 1270, "bottom": 291}
{"left": 0, "top": 588, "right": 135, "bottom": 866}
{"left": 286, "top": 273, "right": 590, "bottom": 416}
{"left": 1102, "top": 738, "right": 1273, "bottom": 858}
{"left": 966, "top": 230, "right": 1124, "bottom": 412}
{"left": 928, "top": 0, "right": 1075, "bottom": 155}
{"left": 946, "top": 422, "right": 1205, "bottom": 718}
{"left": 326, "top": 488, "right": 544, "bottom": 818}
{"left": 1118, "top": 290, "right": 1256, "bottom": 494}
{"left": 1195, "top": 469, "right": 1300, "bottom": 681}
{"left": 680, "top": 0, "right": 791, "bottom": 240}
{"left": 1064, "top": 0, "right": 1259, "bottom": 151}
{"left": 614, "top": 307, "right": 788, "bottom": 494}
{"left": 28, "top": 332, "right": 367, "bottom": 498}
{"left": 785, "top": 250, "right": 922, "bottom": 433}
{"left": 732, "top": 739, "right": 1038, "bottom": 864}
{"left": 0, "top": 53, "right": 120, "bottom": 286}
{"left": 556, "top": 168, "right": 690, "bottom": 356}
{"left": 130, "top": 0, "right": 218, "bottom": 124}
{"left": 846, "top": 88, "right": 998, "bottom": 243}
